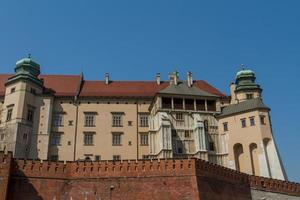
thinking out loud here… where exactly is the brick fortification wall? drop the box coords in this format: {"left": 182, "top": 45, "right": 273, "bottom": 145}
{"left": 0, "top": 152, "right": 299, "bottom": 200}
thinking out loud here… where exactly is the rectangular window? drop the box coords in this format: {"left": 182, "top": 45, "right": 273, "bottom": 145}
{"left": 250, "top": 117, "right": 255, "bottom": 126}
{"left": 185, "top": 99, "right": 194, "bottom": 110}
{"left": 161, "top": 97, "right": 172, "bottom": 109}
{"left": 112, "top": 132, "right": 122, "bottom": 145}
{"left": 223, "top": 122, "right": 228, "bottom": 132}
{"left": 246, "top": 93, "right": 253, "bottom": 99}
{"left": 173, "top": 98, "right": 183, "bottom": 109}
{"left": 6, "top": 108, "right": 13, "bottom": 122}
{"left": 30, "top": 88, "right": 36, "bottom": 94}
{"left": 184, "top": 130, "right": 191, "bottom": 138}
{"left": 207, "top": 100, "right": 216, "bottom": 111}
{"left": 175, "top": 113, "right": 183, "bottom": 121}
{"left": 241, "top": 118, "right": 246, "bottom": 128}
{"left": 209, "top": 142, "right": 215, "bottom": 151}
{"left": 10, "top": 87, "right": 15, "bottom": 93}
{"left": 53, "top": 114, "right": 63, "bottom": 127}
{"left": 27, "top": 109, "right": 34, "bottom": 122}
{"left": 85, "top": 113, "right": 95, "bottom": 127}
{"left": 196, "top": 99, "right": 206, "bottom": 111}
{"left": 140, "top": 133, "right": 149, "bottom": 146}
{"left": 142, "top": 155, "right": 149, "bottom": 159}
{"left": 84, "top": 132, "right": 94, "bottom": 145}
{"left": 51, "top": 133, "right": 62, "bottom": 146}
{"left": 139, "top": 114, "right": 149, "bottom": 127}
{"left": 95, "top": 155, "right": 101, "bottom": 161}
{"left": 112, "top": 113, "right": 123, "bottom": 127}
{"left": 0, "top": 134, "right": 5, "bottom": 141}
{"left": 260, "top": 115, "right": 266, "bottom": 125}
{"left": 113, "top": 155, "right": 121, "bottom": 161}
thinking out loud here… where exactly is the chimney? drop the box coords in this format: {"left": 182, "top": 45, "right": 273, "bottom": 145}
{"left": 105, "top": 73, "right": 110, "bottom": 85}
{"left": 169, "top": 71, "right": 178, "bottom": 85}
{"left": 156, "top": 73, "right": 161, "bottom": 85}
{"left": 230, "top": 82, "right": 237, "bottom": 104}
{"left": 187, "top": 71, "right": 193, "bottom": 87}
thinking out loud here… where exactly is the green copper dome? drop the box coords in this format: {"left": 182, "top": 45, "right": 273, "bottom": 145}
{"left": 5, "top": 56, "right": 43, "bottom": 87}
{"left": 235, "top": 67, "right": 261, "bottom": 92}
{"left": 236, "top": 69, "right": 255, "bottom": 78}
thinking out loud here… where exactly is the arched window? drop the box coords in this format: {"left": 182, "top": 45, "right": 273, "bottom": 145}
{"left": 249, "top": 143, "right": 259, "bottom": 175}
{"left": 233, "top": 143, "right": 244, "bottom": 171}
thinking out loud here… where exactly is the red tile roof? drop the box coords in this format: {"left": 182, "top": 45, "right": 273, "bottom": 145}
{"left": 0, "top": 74, "right": 81, "bottom": 97}
{"left": 39, "top": 75, "right": 81, "bottom": 96}
{"left": 80, "top": 81, "right": 169, "bottom": 97}
{"left": 0, "top": 74, "right": 225, "bottom": 98}
{"left": 0, "top": 74, "right": 12, "bottom": 96}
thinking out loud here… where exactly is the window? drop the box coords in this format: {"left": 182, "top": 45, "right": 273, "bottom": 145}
{"left": 241, "top": 118, "right": 246, "bottom": 128}
{"left": 85, "top": 113, "right": 95, "bottom": 127}
{"left": 112, "top": 113, "right": 123, "bottom": 127}
{"left": 27, "top": 109, "right": 34, "bottom": 122}
{"left": 95, "top": 155, "right": 101, "bottom": 161}
{"left": 207, "top": 100, "right": 216, "bottom": 111}
{"left": 162, "top": 97, "right": 172, "bottom": 109}
{"left": 172, "top": 129, "right": 177, "bottom": 137}
{"left": 23, "top": 133, "right": 28, "bottom": 140}
{"left": 209, "top": 142, "right": 215, "bottom": 151}
{"left": 30, "top": 88, "right": 36, "bottom": 94}
{"left": 140, "top": 133, "right": 148, "bottom": 146}
{"left": 113, "top": 155, "right": 121, "bottom": 161}
{"left": 128, "top": 121, "right": 133, "bottom": 126}
{"left": 223, "top": 122, "right": 228, "bottom": 132}
{"left": 175, "top": 113, "right": 183, "bottom": 120}
{"left": 250, "top": 117, "right": 255, "bottom": 126}
{"left": 6, "top": 108, "right": 13, "bottom": 121}
{"left": 185, "top": 99, "right": 194, "bottom": 110}
{"left": 196, "top": 99, "right": 206, "bottom": 111}
{"left": 184, "top": 130, "right": 191, "bottom": 138}
{"left": 84, "top": 155, "right": 92, "bottom": 161}
{"left": 0, "top": 134, "right": 5, "bottom": 141}
{"left": 142, "top": 155, "right": 150, "bottom": 159}
{"left": 139, "top": 114, "right": 149, "bottom": 127}
{"left": 10, "top": 87, "right": 15, "bottom": 93}
{"left": 50, "top": 155, "right": 58, "bottom": 161}
{"left": 112, "top": 132, "right": 122, "bottom": 145}
{"left": 260, "top": 115, "right": 266, "bottom": 125}
{"left": 51, "top": 133, "right": 62, "bottom": 146}
{"left": 84, "top": 132, "right": 94, "bottom": 146}
{"left": 68, "top": 120, "right": 73, "bottom": 126}
{"left": 53, "top": 114, "right": 63, "bottom": 127}
{"left": 246, "top": 93, "right": 253, "bottom": 99}
{"left": 173, "top": 98, "right": 183, "bottom": 109}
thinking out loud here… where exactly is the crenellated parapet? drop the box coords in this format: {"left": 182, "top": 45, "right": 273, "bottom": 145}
{"left": 0, "top": 152, "right": 299, "bottom": 199}
{"left": 249, "top": 175, "right": 300, "bottom": 196}
{"left": 12, "top": 158, "right": 196, "bottom": 179}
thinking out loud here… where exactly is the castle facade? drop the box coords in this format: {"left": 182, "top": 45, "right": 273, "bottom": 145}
{"left": 0, "top": 57, "right": 286, "bottom": 180}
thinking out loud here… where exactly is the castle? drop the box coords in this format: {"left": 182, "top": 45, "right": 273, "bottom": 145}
{"left": 0, "top": 57, "right": 287, "bottom": 181}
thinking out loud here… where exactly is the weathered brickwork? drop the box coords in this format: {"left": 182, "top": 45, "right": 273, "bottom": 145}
{"left": 0, "top": 152, "right": 299, "bottom": 200}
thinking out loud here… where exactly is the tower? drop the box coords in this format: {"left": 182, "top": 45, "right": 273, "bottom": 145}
{"left": 0, "top": 56, "right": 52, "bottom": 159}
{"left": 218, "top": 68, "right": 287, "bottom": 180}
{"left": 231, "top": 68, "right": 262, "bottom": 103}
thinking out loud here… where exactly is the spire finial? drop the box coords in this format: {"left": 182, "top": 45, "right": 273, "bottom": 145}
{"left": 240, "top": 64, "right": 246, "bottom": 70}
{"left": 28, "top": 53, "right": 31, "bottom": 59}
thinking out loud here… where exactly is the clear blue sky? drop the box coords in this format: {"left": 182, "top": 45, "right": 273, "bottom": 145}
{"left": 0, "top": 1, "right": 299, "bottom": 182}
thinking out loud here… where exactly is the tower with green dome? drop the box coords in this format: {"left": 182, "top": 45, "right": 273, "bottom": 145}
{"left": 1, "top": 56, "right": 48, "bottom": 159}
{"left": 231, "top": 68, "right": 263, "bottom": 103}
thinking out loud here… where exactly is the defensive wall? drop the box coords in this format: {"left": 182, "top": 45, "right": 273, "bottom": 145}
{"left": 0, "top": 152, "right": 299, "bottom": 200}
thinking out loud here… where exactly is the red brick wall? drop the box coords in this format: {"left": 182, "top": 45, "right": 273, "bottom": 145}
{"left": 0, "top": 152, "right": 12, "bottom": 200}
{"left": 0, "top": 152, "right": 299, "bottom": 200}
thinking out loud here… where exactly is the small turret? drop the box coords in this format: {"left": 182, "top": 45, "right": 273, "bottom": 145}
{"left": 6, "top": 55, "right": 43, "bottom": 87}
{"left": 234, "top": 67, "right": 262, "bottom": 103}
